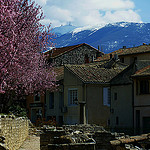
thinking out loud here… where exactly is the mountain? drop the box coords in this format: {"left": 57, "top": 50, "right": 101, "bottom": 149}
{"left": 52, "top": 24, "right": 76, "bottom": 37}
{"left": 53, "top": 22, "right": 150, "bottom": 53}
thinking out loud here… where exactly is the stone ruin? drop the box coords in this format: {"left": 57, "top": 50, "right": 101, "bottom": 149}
{"left": 40, "top": 124, "right": 150, "bottom": 150}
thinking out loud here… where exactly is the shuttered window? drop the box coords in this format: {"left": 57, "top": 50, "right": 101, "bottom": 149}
{"left": 103, "top": 87, "right": 110, "bottom": 106}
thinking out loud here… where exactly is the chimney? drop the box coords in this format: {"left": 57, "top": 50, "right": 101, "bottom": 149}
{"left": 123, "top": 46, "right": 126, "bottom": 49}
{"left": 98, "top": 45, "right": 100, "bottom": 51}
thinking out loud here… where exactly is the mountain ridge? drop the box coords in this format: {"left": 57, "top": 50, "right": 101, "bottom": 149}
{"left": 53, "top": 22, "right": 150, "bottom": 53}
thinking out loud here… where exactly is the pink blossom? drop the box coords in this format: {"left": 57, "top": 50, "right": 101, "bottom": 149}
{"left": 0, "top": 0, "right": 57, "bottom": 95}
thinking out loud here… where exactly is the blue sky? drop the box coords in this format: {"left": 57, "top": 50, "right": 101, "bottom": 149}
{"left": 34, "top": 0, "right": 150, "bottom": 27}
{"left": 132, "top": 0, "right": 150, "bottom": 23}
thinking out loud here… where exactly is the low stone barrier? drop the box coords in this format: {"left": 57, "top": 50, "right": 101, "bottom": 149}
{"left": 0, "top": 115, "right": 29, "bottom": 150}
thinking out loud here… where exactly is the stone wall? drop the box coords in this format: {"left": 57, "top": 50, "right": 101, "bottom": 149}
{"left": 52, "top": 45, "right": 99, "bottom": 66}
{"left": 0, "top": 115, "right": 29, "bottom": 150}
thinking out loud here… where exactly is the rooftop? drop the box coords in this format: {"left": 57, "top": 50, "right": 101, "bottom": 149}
{"left": 132, "top": 65, "right": 150, "bottom": 77}
{"left": 119, "top": 44, "right": 150, "bottom": 56}
{"left": 45, "top": 43, "right": 101, "bottom": 58}
{"left": 65, "top": 64, "right": 123, "bottom": 84}
{"left": 95, "top": 44, "right": 150, "bottom": 62}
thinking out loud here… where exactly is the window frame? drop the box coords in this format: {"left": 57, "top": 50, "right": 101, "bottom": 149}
{"left": 68, "top": 88, "right": 78, "bottom": 106}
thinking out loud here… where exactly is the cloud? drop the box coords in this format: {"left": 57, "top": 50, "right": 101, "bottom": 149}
{"left": 36, "top": 0, "right": 142, "bottom": 27}
{"left": 34, "top": 0, "right": 47, "bottom": 6}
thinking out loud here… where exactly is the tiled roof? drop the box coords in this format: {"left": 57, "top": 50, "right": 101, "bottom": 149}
{"left": 45, "top": 43, "right": 100, "bottom": 58}
{"left": 132, "top": 65, "right": 150, "bottom": 77}
{"left": 54, "top": 66, "right": 64, "bottom": 81}
{"left": 95, "top": 44, "right": 150, "bottom": 62}
{"left": 65, "top": 64, "right": 123, "bottom": 84}
{"left": 119, "top": 45, "right": 150, "bottom": 56}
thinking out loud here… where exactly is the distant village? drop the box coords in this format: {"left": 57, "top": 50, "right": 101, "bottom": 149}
{"left": 26, "top": 42, "right": 150, "bottom": 135}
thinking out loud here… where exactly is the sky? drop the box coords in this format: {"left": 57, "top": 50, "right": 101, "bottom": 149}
{"left": 34, "top": 0, "right": 150, "bottom": 28}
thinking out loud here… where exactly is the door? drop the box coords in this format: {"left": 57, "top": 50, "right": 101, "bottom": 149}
{"left": 143, "top": 117, "right": 150, "bottom": 133}
{"left": 31, "top": 109, "right": 37, "bottom": 123}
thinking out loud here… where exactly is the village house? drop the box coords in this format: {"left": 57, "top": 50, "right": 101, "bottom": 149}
{"left": 63, "top": 63, "right": 124, "bottom": 127}
{"left": 44, "top": 43, "right": 103, "bottom": 66}
{"left": 93, "top": 44, "right": 150, "bottom": 134}
{"left": 131, "top": 65, "right": 150, "bottom": 134}
{"left": 26, "top": 43, "right": 103, "bottom": 124}
{"left": 110, "top": 60, "right": 150, "bottom": 134}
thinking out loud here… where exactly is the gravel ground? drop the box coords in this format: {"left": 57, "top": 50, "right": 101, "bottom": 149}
{"left": 18, "top": 135, "right": 40, "bottom": 150}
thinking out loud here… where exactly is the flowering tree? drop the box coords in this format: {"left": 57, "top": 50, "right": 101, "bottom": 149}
{"left": 0, "top": 0, "right": 56, "bottom": 97}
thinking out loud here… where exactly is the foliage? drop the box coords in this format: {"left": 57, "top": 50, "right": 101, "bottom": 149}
{"left": 0, "top": 0, "right": 57, "bottom": 95}
{"left": 8, "top": 104, "right": 27, "bottom": 117}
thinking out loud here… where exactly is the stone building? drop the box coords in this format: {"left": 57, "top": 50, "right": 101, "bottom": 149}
{"left": 45, "top": 43, "right": 103, "bottom": 66}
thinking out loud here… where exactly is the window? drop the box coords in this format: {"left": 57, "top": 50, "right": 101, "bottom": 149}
{"left": 68, "top": 89, "right": 78, "bottom": 105}
{"left": 114, "top": 92, "right": 117, "bottom": 100}
{"left": 49, "top": 92, "right": 54, "bottom": 109}
{"left": 103, "top": 87, "right": 110, "bottom": 106}
{"left": 34, "top": 92, "right": 40, "bottom": 102}
{"left": 140, "top": 80, "right": 149, "bottom": 94}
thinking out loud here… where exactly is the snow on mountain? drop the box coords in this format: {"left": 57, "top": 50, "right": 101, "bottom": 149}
{"left": 72, "top": 23, "right": 106, "bottom": 34}
{"left": 52, "top": 22, "right": 150, "bottom": 53}
{"left": 52, "top": 24, "right": 76, "bottom": 37}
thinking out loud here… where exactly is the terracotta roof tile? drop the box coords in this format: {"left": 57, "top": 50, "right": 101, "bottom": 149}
{"left": 132, "top": 65, "right": 150, "bottom": 77}
{"left": 65, "top": 64, "right": 123, "bottom": 83}
{"left": 119, "top": 45, "right": 150, "bottom": 56}
{"left": 95, "top": 45, "right": 150, "bottom": 62}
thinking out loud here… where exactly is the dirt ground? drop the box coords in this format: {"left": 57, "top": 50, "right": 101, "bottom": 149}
{"left": 18, "top": 135, "right": 40, "bottom": 150}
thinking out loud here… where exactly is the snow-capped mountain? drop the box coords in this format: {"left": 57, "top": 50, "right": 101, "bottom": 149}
{"left": 53, "top": 22, "right": 150, "bottom": 53}
{"left": 52, "top": 24, "right": 76, "bottom": 37}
